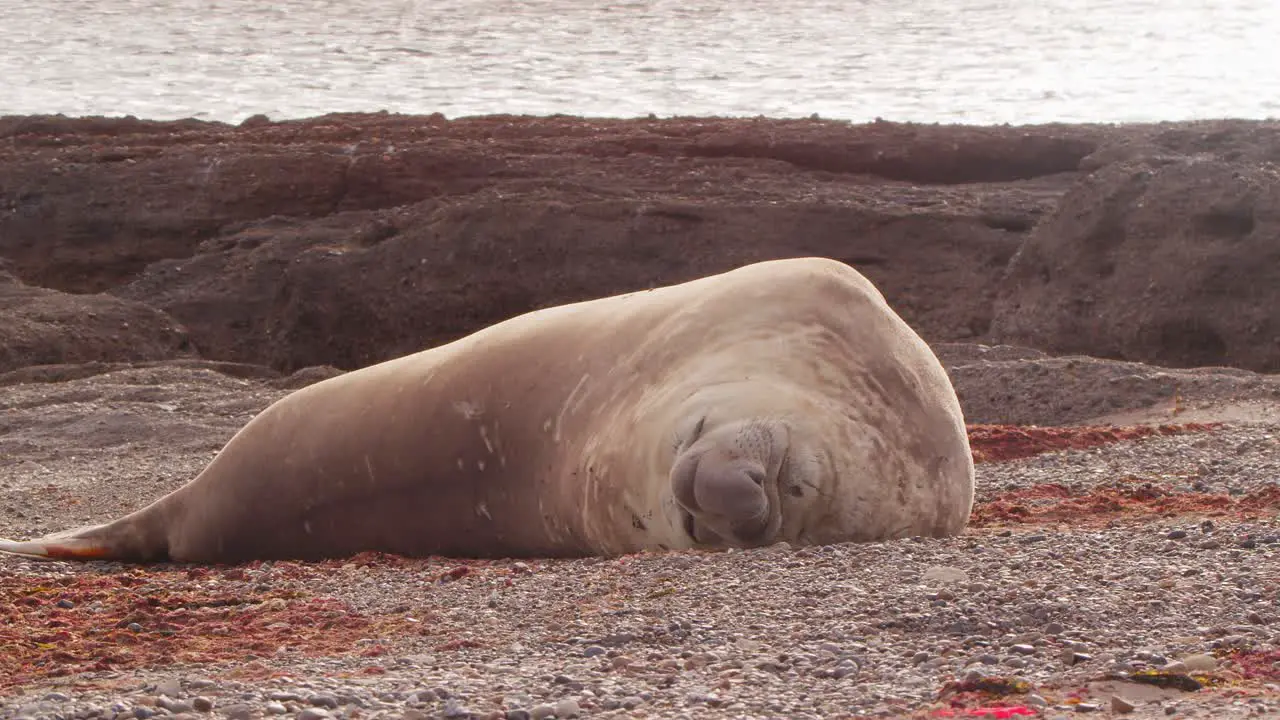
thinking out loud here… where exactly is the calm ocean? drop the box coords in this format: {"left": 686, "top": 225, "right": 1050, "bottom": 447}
{"left": 3, "top": 0, "right": 1278, "bottom": 125}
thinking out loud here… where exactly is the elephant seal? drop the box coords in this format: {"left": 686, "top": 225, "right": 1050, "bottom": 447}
{"left": 0, "top": 257, "right": 975, "bottom": 564}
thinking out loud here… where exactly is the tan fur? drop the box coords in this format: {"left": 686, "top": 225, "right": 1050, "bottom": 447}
{"left": 0, "top": 257, "right": 975, "bottom": 563}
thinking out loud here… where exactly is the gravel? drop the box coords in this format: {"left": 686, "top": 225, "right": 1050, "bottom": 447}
{"left": 3, "top": 357, "right": 1280, "bottom": 719}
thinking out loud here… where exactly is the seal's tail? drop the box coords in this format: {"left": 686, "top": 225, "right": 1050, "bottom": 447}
{"left": 0, "top": 526, "right": 128, "bottom": 561}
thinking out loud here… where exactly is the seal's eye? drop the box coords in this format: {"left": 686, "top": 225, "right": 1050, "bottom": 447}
{"left": 690, "top": 416, "right": 706, "bottom": 441}
{"left": 675, "top": 415, "right": 708, "bottom": 453}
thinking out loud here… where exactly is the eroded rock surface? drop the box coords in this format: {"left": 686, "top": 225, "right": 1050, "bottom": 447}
{"left": 1, "top": 112, "right": 1278, "bottom": 375}
{"left": 991, "top": 158, "right": 1280, "bottom": 372}
{"left": 0, "top": 266, "right": 193, "bottom": 374}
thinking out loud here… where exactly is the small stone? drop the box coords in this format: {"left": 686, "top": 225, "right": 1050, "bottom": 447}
{"left": 1162, "top": 660, "right": 1188, "bottom": 672}
{"left": 297, "top": 710, "right": 331, "bottom": 720}
{"left": 1075, "top": 703, "right": 1101, "bottom": 713}
{"left": 190, "top": 698, "right": 213, "bottom": 713}
{"left": 621, "top": 696, "right": 643, "bottom": 710}
{"left": 44, "top": 693, "right": 72, "bottom": 702}
{"left": 923, "top": 565, "right": 969, "bottom": 584}
{"left": 441, "top": 700, "right": 471, "bottom": 718}
{"left": 504, "top": 712, "right": 531, "bottom": 720}
{"left": 529, "top": 705, "right": 555, "bottom": 720}
{"left": 268, "top": 694, "right": 302, "bottom": 703}
{"left": 265, "top": 703, "right": 288, "bottom": 715}
{"left": 911, "top": 651, "right": 930, "bottom": 664}
{"left": 1183, "top": 653, "right": 1217, "bottom": 672}
{"left": 553, "top": 699, "right": 580, "bottom": 718}
{"left": 1026, "top": 695, "right": 1048, "bottom": 707}
{"left": 1045, "top": 622, "right": 1064, "bottom": 634}
{"left": 222, "top": 705, "right": 252, "bottom": 720}
{"left": 1248, "top": 611, "right": 1268, "bottom": 625}
{"left": 1167, "top": 530, "right": 1188, "bottom": 540}
{"left": 133, "top": 709, "right": 155, "bottom": 720}
{"left": 402, "top": 711, "right": 430, "bottom": 720}
{"left": 56, "top": 599, "right": 76, "bottom": 609}
{"left": 157, "top": 678, "right": 182, "bottom": 698}
{"left": 1004, "top": 657, "right": 1027, "bottom": 668}
{"left": 1062, "top": 648, "right": 1092, "bottom": 666}
{"left": 308, "top": 696, "right": 338, "bottom": 710}
{"left": 1011, "top": 644, "right": 1036, "bottom": 655}
{"left": 583, "top": 645, "right": 606, "bottom": 658}
{"left": 1111, "top": 696, "right": 1137, "bottom": 714}
{"left": 158, "top": 699, "right": 193, "bottom": 713}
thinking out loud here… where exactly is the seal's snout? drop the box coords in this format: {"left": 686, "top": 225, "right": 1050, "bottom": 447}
{"left": 693, "top": 459, "right": 768, "bottom": 519}
{"left": 671, "top": 443, "right": 772, "bottom": 545}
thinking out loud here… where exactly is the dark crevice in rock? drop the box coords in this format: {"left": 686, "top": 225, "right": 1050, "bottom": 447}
{"left": 683, "top": 137, "right": 1098, "bottom": 184}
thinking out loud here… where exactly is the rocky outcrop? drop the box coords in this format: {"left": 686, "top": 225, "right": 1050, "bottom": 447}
{"left": 0, "top": 266, "right": 193, "bottom": 374}
{"left": 1, "top": 112, "right": 1278, "bottom": 375}
{"left": 110, "top": 195, "right": 1027, "bottom": 371}
{"left": 991, "top": 158, "right": 1280, "bottom": 373}
{"left": 3, "top": 113, "right": 1094, "bottom": 372}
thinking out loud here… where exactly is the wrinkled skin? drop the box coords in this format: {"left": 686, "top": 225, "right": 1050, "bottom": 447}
{"left": 669, "top": 417, "right": 789, "bottom": 547}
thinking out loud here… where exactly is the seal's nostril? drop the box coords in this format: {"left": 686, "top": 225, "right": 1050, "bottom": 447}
{"left": 747, "top": 467, "right": 766, "bottom": 486}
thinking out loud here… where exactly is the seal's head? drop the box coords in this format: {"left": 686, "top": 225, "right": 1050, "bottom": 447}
{"left": 669, "top": 416, "right": 792, "bottom": 548}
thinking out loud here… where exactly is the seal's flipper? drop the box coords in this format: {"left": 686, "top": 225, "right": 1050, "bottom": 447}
{"left": 0, "top": 532, "right": 115, "bottom": 561}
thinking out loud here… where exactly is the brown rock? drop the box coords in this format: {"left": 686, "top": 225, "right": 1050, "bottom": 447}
{"left": 112, "top": 194, "right": 1025, "bottom": 372}
{"left": 992, "top": 158, "right": 1280, "bottom": 372}
{"left": 5, "top": 113, "right": 1280, "bottom": 375}
{"left": 0, "top": 267, "right": 193, "bottom": 373}
{"left": 1110, "top": 695, "right": 1137, "bottom": 714}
